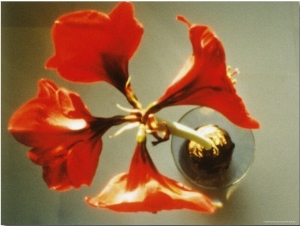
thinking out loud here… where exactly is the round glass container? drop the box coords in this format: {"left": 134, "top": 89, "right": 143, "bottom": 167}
{"left": 171, "top": 107, "right": 255, "bottom": 190}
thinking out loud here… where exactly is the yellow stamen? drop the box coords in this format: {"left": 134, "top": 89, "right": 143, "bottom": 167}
{"left": 227, "top": 66, "right": 239, "bottom": 84}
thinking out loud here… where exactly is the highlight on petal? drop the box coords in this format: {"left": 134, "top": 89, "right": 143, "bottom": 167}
{"left": 86, "top": 127, "right": 217, "bottom": 213}
{"left": 8, "top": 79, "right": 124, "bottom": 191}
{"left": 45, "top": 2, "right": 143, "bottom": 95}
{"left": 150, "top": 16, "right": 259, "bottom": 129}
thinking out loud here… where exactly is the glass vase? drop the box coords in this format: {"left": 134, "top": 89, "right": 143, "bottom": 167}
{"left": 171, "top": 107, "right": 255, "bottom": 203}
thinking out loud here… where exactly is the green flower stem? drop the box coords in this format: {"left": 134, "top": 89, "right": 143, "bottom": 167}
{"left": 136, "top": 123, "right": 147, "bottom": 143}
{"left": 155, "top": 116, "right": 213, "bottom": 150}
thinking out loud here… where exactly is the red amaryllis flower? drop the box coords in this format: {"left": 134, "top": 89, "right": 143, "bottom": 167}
{"left": 150, "top": 16, "right": 259, "bottom": 129}
{"left": 45, "top": 2, "right": 143, "bottom": 95}
{"left": 86, "top": 125, "right": 216, "bottom": 213}
{"left": 8, "top": 79, "right": 125, "bottom": 191}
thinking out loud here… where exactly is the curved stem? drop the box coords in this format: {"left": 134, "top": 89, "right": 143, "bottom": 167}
{"left": 155, "top": 116, "right": 213, "bottom": 150}
{"left": 136, "top": 123, "right": 147, "bottom": 143}
{"left": 125, "top": 78, "right": 142, "bottom": 110}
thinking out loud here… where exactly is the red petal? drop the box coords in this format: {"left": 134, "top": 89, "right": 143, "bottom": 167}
{"left": 45, "top": 2, "right": 143, "bottom": 94}
{"left": 8, "top": 98, "right": 70, "bottom": 147}
{"left": 67, "top": 139, "right": 103, "bottom": 188}
{"left": 8, "top": 79, "right": 114, "bottom": 190}
{"left": 42, "top": 162, "right": 72, "bottom": 191}
{"left": 8, "top": 79, "right": 90, "bottom": 147}
{"left": 86, "top": 140, "right": 216, "bottom": 213}
{"left": 27, "top": 135, "right": 103, "bottom": 191}
{"left": 56, "top": 88, "right": 92, "bottom": 119}
{"left": 154, "top": 20, "right": 259, "bottom": 129}
{"left": 182, "top": 88, "right": 260, "bottom": 129}
{"left": 109, "top": 2, "right": 143, "bottom": 59}
{"left": 37, "top": 78, "right": 58, "bottom": 98}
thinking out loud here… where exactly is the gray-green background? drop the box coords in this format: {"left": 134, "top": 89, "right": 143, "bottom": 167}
{"left": 1, "top": 1, "right": 299, "bottom": 225}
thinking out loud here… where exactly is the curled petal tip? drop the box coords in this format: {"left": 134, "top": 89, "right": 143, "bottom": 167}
{"left": 250, "top": 119, "right": 260, "bottom": 129}
{"left": 45, "top": 57, "right": 57, "bottom": 69}
{"left": 176, "top": 15, "right": 192, "bottom": 27}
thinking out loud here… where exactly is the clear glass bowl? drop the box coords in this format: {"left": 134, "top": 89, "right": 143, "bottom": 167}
{"left": 171, "top": 107, "right": 255, "bottom": 190}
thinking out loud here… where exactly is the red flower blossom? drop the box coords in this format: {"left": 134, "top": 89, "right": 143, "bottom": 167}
{"left": 7, "top": 2, "right": 260, "bottom": 214}
{"left": 86, "top": 125, "right": 216, "bottom": 213}
{"left": 150, "top": 16, "right": 259, "bottom": 129}
{"left": 8, "top": 79, "right": 125, "bottom": 191}
{"left": 45, "top": 2, "right": 143, "bottom": 95}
